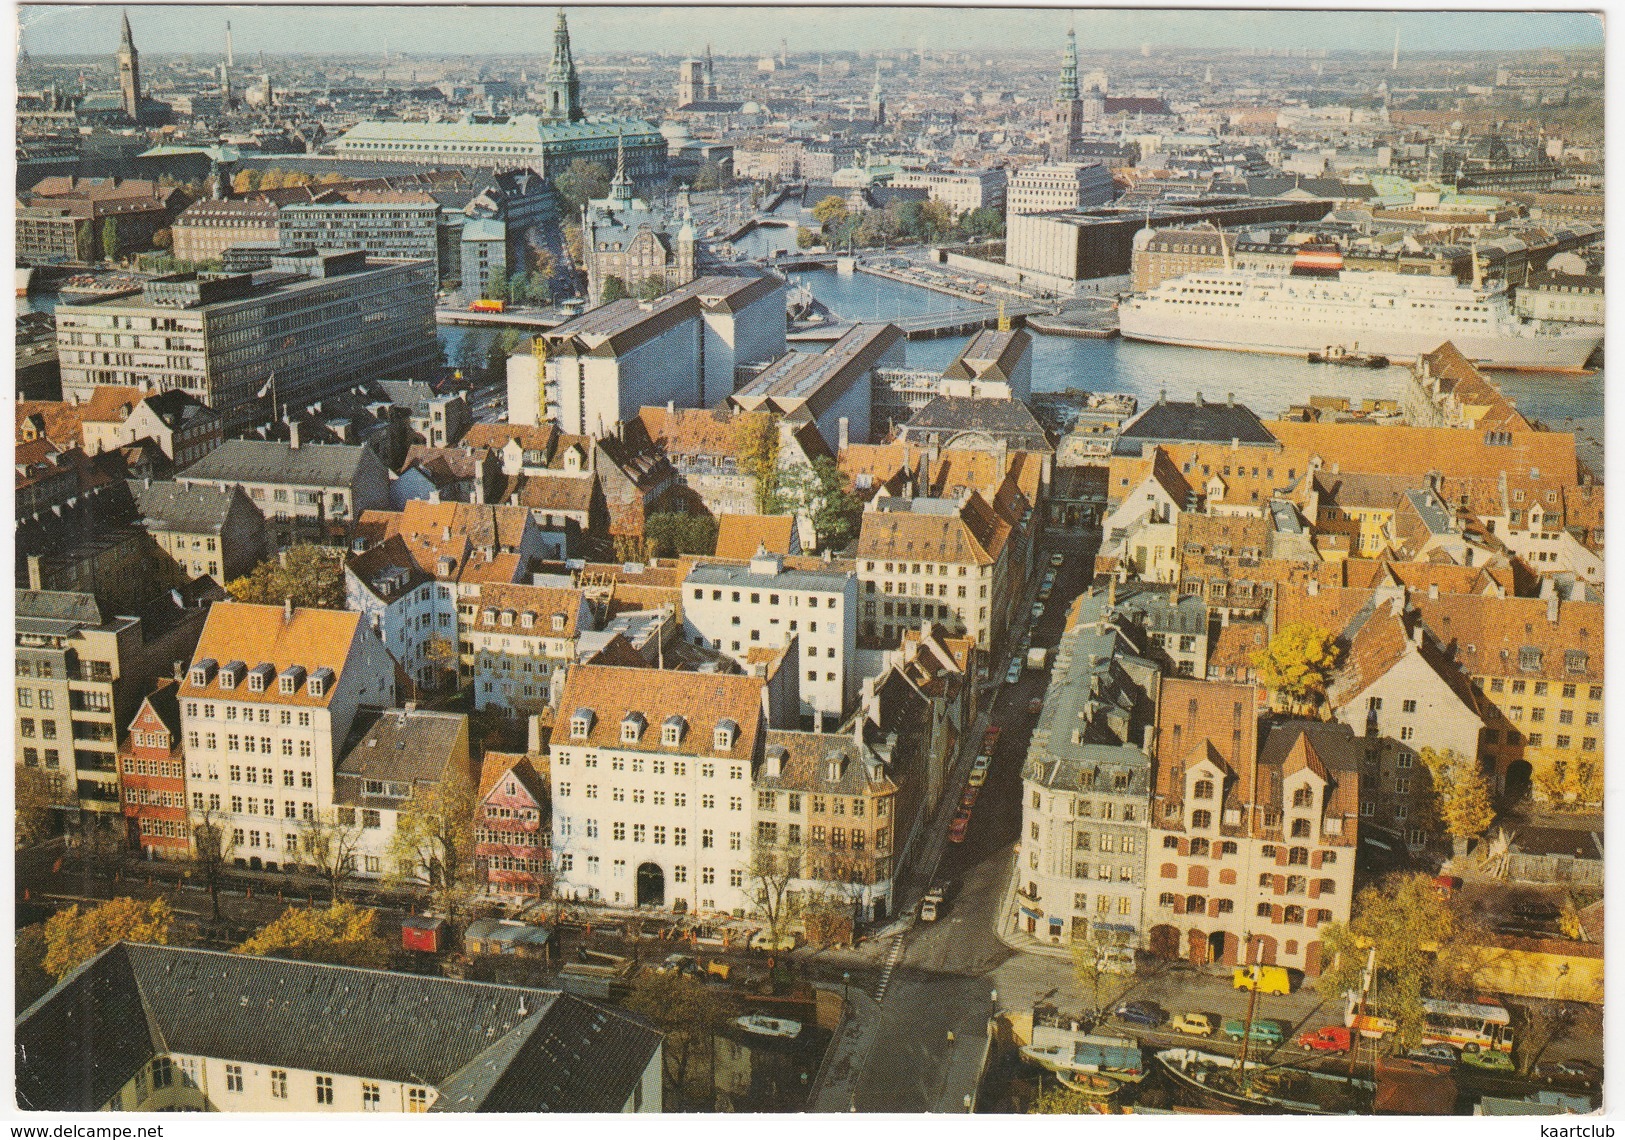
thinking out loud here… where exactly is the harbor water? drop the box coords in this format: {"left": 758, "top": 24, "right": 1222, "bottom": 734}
{"left": 786, "top": 268, "right": 1605, "bottom": 470}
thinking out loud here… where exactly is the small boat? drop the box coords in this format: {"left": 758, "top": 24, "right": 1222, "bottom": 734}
{"left": 1021, "top": 1027, "right": 1147, "bottom": 1083}
{"left": 1307, "top": 345, "right": 1390, "bottom": 368}
{"left": 1054, "top": 1070, "right": 1122, "bottom": 1099}
{"left": 734, "top": 1013, "right": 801, "bottom": 1039}
{"left": 1156, "top": 1047, "right": 1375, "bottom": 1115}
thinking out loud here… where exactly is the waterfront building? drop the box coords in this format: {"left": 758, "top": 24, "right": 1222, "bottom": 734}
{"left": 1007, "top": 161, "right": 1116, "bottom": 215}
{"left": 581, "top": 150, "right": 697, "bottom": 306}
{"left": 171, "top": 198, "right": 281, "bottom": 264}
{"left": 1147, "top": 679, "right": 1360, "bottom": 975}
{"left": 887, "top": 168, "right": 1007, "bottom": 214}
{"left": 1018, "top": 614, "right": 1158, "bottom": 945}
{"left": 334, "top": 706, "right": 472, "bottom": 881}
{"left": 179, "top": 602, "right": 397, "bottom": 873}
{"left": 17, "top": 943, "right": 663, "bottom": 1112}
{"left": 683, "top": 550, "right": 859, "bottom": 726}
{"left": 732, "top": 323, "right": 904, "bottom": 448}
{"left": 1130, "top": 226, "right": 1238, "bottom": 292}
{"left": 549, "top": 665, "right": 769, "bottom": 914}
{"left": 55, "top": 250, "right": 439, "bottom": 433}
{"left": 279, "top": 192, "right": 444, "bottom": 273}
{"left": 330, "top": 116, "right": 665, "bottom": 183}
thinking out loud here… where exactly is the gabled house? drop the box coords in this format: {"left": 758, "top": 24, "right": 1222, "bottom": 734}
{"left": 476, "top": 750, "right": 552, "bottom": 900}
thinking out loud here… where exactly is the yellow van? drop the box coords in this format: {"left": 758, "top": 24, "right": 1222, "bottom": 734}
{"left": 1232, "top": 964, "right": 1292, "bottom": 995}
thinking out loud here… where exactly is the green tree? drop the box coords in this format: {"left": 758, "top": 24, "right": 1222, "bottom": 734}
{"left": 484, "top": 271, "right": 510, "bottom": 303}
{"left": 600, "top": 275, "right": 630, "bottom": 303}
{"left": 234, "top": 902, "right": 390, "bottom": 968}
{"left": 643, "top": 512, "right": 718, "bottom": 557}
{"left": 151, "top": 227, "right": 172, "bottom": 251}
{"left": 734, "top": 411, "right": 780, "bottom": 514}
{"left": 100, "top": 217, "right": 120, "bottom": 262}
{"left": 774, "top": 455, "right": 862, "bottom": 550}
{"left": 624, "top": 970, "right": 737, "bottom": 1104}
{"left": 746, "top": 842, "right": 804, "bottom": 946}
{"left": 554, "top": 158, "right": 611, "bottom": 212}
{"left": 1318, "top": 873, "right": 1484, "bottom": 1049}
{"left": 1251, "top": 622, "right": 1340, "bottom": 714}
{"left": 562, "top": 221, "right": 586, "bottom": 269}
{"left": 958, "top": 206, "right": 1005, "bottom": 240}
{"left": 42, "top": 897, "right": 173, "bottom": 981}
{"left": 635, "top": 275, "right": 669, "bottom": 301}
{"left": 811, "top": 195, "right": 849, "bottom": 233}
{"left": 386, "top": 764, "right": 480, "bottom": 934}
{"left": 919, "top": 200, "right": 954, "bottom": 243}
{"left": 1418, "top": 747, "right": 1496, "bottom": 855}
{"left": 75, "top": 219, "right": 95, "bottom": 262}
{"left": 231, "top": 168, "right": 261, "bottom": 195}
{"left": 795, "top": 226, "right": 819, "bottom": 249}
{"left": 226, "top": 544, "right": 347, "bottom": 609}
{"left": 529, "top": 246, "right": 557, "bottom": 281}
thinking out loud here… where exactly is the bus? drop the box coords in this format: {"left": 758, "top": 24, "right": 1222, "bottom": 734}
{"left": 1344, "top": 995, "right": 1513, "bottom": 1054}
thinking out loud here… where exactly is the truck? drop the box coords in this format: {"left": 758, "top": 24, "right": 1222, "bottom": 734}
{"left": 1026, "top": 646, "right": 1050, "bottom": 670}
{"left": 469, "top": 298, "right": 506, "bottom": 313}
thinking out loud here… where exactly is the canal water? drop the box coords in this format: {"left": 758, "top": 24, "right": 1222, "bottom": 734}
{"left": 786, "top": 268, "right": 1606, "bottom": 470}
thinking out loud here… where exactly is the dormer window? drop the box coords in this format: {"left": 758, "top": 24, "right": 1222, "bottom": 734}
{"left": 218, "top": 661, "right": 245, "bottom": 690}
{"left": 246, "top": 664, "right": 274, "bottom": 693}
{"left": 713, "top": 719, "right": 738, "bottom": 752}
{"left": 663, "top": 715, "right": 686, "bottom": 747}
{"left": 278, "top": 665, "right": 306, "bottom": 694}
{"left": 1519, "top": 647, "right": 1543, "bottom": 673}
{"left": 621, "top": 712, "right": 646, "bottom": 743}
{"left": 552, "top": 613, "right": 567, "bottom": 632}
{"left": 483, "top": 608, "right": 498, "bottom": 625}
{"left": 826, "top": 755, "right": 848, "bottom": 783}
{"left": 189, "top": 658, "right": 218, "bottom": 687}
{"left": 307, "top": 667, "right": 334, "bottom": 698}
{"left": 571, "top": 708, "right": 595, "bottom": 740}
{"left": 500, "top": 610, "right": 515, "bottom": 627}
{"left": 520, "top": 612, "right": 535, "bottom": 629}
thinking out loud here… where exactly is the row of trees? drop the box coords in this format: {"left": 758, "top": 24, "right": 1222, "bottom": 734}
{"left": 804, "top": 195, "right": 1005, "bottom": 251}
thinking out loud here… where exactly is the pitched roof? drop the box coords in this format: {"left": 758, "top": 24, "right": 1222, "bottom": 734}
{"left": 16, "top": 386, "right": 149, "bottom": 447}
{"left": 468, "top": 583, "right": 588, "bottom": 638}
{"left": 941, "top": 327, "right": 1032, "bottom": 383}
{"left": 713, "top": 514, "right": 797, "bottom": 560}
{"left": 499, "top": 471, "right": 596, "bottom": 514}
{"left": 461, "top": 422, "right": 559, "bottom": 456}
{"left": 756, "top": 729, "right": 895, "bottom": 796}
{"left": 478, "top": 751, "right": 548, "bottom": 803}
{"left": 555, "top": 664, "right": 764, "bottom": 760}
{"left": 857, "top": 491, "right": 1011, "bottom": 566}
{"left": 336, "top": 706, "right": 470, "bottom": 794}
{"left": 1121, "top": 397, "right": 1276, "bottom": 448}
{"left": 636, "top": 405, "right": 748, "bottom": 459}
{"left": 1265, "top": 419, "right": 1581, "bottom": 484}
{"left": 17, "top": 943, "right": 660, "bottom": 1113}
{"left": 899, "top": 396, "right": 1052, "bottom": 450}
{"left": 180, "top": 439, "right": 374, "bottom": 488}
{"left": 132, "top": 479, "right": 253, "bottom": 534}
{"left": 181, "top": 602, "right": 364, "bottom": 708}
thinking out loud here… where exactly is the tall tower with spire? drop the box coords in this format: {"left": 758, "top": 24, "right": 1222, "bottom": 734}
{"left": 869, "top": 66, "right": 886, "bottom": 128}
{"left": 220, "top": 22, "right": 234, "bottom": 109}
{"left": 544, "top": 8, "right": 583, "bottom": 122}
{"left": 116, "top": 10, "right": 142, "bottom": 122}
{"left": 703, "top": 44, "right": 716, "bottom": 100}
{"left": 1048, "top": 26, "right": 1083, "bottom": 161}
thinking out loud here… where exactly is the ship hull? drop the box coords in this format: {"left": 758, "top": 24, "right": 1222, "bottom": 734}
{"left": 1119, "top": 307, "right": 1599, "bottom": 372}
{"left": 1155, "top": 1049, "right": 1374, "bottom": 1115}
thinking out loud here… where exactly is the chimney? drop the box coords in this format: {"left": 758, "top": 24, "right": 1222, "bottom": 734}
{"left": 1157, "top": 389, "right": 1166, "bottom": 405}
{"left": 1306, "top": 578, "right": 1319, "bottom": 596}
{"left": 1231, "top": 437, "right": 1239, "bottom": 450}
{"left": 283, "top": 596, "right": 294, "bottom": 622}
{"left": 528, "top": 713, "right": 544, "bottom": 754}
{"left": 1411, "top": 621, "right": 1424, "bottom": 647}
{"left": 1547, "top": 591, "right": 1560, "bottom": 625}
{"left": 1428, "top": 582, "right": 1439, "bottom": 600}
{"left": 838, "top": 416, "right": 850, "bottom": 452}
{"left": 1226, "top": 392, "right": 1235, "bottom": 407}
{"left": 172, "top": 660, "right": 185, "bottom": 681}
{"left": 1194, "top": 391, "right": 1204, "bottom": 407}
{"left": 1107, "top": 577, "right": 1117, "bottom": 606}
{"left": 666, "top": 399, "right": 675, "bottom": 416}
{"left": 1142, "top": 723, "right": 1156, "bottom": 756}
{"left": 443, "top": 525, "right": 453, "bottom": 542}
{"left": 287, "top": 420, "right": 302, "bottom": 450}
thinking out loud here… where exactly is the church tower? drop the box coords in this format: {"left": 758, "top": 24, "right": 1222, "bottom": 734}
{"left": 869, "top": 66, "right": 886, "bottom": 128}
{"left": 1047, "top": 27, "right": 1083, "bottom": 161}
{"left": 116, "top": 10, "right": 142, "bottom": 122}
{"left": 703, "top": 44, "right": 717, "bottom": 100}
{"left": 544, "top": 8, "right": 583, "bottom": 123}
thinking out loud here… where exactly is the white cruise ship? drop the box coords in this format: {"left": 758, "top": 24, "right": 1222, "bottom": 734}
{"left": 1119, "top": 249, "right": 1601, "bottom": 372}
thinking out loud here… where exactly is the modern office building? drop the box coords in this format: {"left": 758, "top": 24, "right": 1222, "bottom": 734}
{"left": 55, "top": 250, "right": 438, "bottom": 432}
{"left": 279, "top": 192, "right": 443, "bottom": 270}
{"left": 1008, "top": 162, "right": 1116, "bottom": 215}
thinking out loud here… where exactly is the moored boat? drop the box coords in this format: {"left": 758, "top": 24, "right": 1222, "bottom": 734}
{"left": 1156, "top": 1047, "right": 1375, "bottom": 1115}
{"left": 734, "top": 1013, "right": 801, "bottom": 1039}
{"left": 1021, "top": 1027, "right": 1147, "bottom": 1083}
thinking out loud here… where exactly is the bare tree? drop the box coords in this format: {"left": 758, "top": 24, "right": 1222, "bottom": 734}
{"left": 192, "top": 811, "right": 237, "bottom": 924}
{"left": 746, "top": 840, "right": 805, "bottom": 944}
{"left": 78, "top": 813, "right": 128, "bottom": 887}
{"left": 297, "top": 809, "right": 367, "bottom": 903}
{"left": 387, "top": 766, "right": 480, "bottom": 934}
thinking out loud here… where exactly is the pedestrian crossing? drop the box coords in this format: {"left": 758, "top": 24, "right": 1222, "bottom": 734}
{"left": 875, "top": 934, "right": 905, "bottom": 1001}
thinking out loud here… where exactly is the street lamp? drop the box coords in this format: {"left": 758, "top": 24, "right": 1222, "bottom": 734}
{"left": 843, "top": 970, "right": 851, "bottom": 1004}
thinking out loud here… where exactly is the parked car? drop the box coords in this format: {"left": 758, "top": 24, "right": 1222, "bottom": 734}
{"left": 968, "top": 761, "right": 990, "bottom": 788}
{"left": 1296, "top": 1026, "right": 1352, "bottom": 1052}
{"left": 1407, "top": 1043, "right": 1459, "bottom": 1065}
{"left": 1171, "top": 1012, "right": 1215, "bottom": 1037}
{"left": 1460, "top": 1048, "right": 1516, "bottom": 1073}
{"left": 1030, "top": 603, "right": 1045, "bottom": 619}
{"left": 1038, "top": 586, "right": 1052, "bottom": 602}
{"left": 1114, "top": 1000, "right": 1166, "bottom": 1029}
{"left": 1222, "top": 1018, "right": 1287, "bottom": 1047}
{"left": 1050, "top": 553, "right": 1065, "bottom": 567}
{"left": 982, "top": 727, "right": 1002, "bottom": 749}
{"left": 1232, "top": 964, "right": 1293, "bottom": 995}
{"left": 1006, "top": 660, "right": 1023, "bottom": 684}
{"left": 961, "top": 785, "right": 980, "bottom": 809}
{"left": 948, "top": 813, "right": 970, "bottom": 843}
{"left": 654, "top": 953, "right": 700, "bottom": 976}
{"left": 919, "top": 888, "right": 946, "bottom": 922}
{"left": 1532, "top": 1059, "right": 1601, "bottom": 1087}
{"left": 1028, "top": 697, "right": 1044, "bottom": 715}
{"left": 750, "top": 929, "right": 797, "bottom": 952}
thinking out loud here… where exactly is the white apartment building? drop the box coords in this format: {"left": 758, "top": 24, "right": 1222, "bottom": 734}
{"left": 888, "top": 167, "right": 1007, "bottom": 213}
{"left": 516, "top": 275, "right": 786, "bottom": 434}
{"left": 465, "top": 582, "right": 594, "bottom": 715}
{"left": 683, "top": 551, "right": 859, "bottom": 726}
{"left": 550, "top": 665, "right": 767, "bottom": 915}
{"left": 1007, "top": 161, "right": 1116, "bottom": 215}
{"left": 180, "top": 602, "right": 396, "bottom": 872}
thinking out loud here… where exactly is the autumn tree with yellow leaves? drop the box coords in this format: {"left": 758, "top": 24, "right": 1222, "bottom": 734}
{"left": 42, "top": 897, "right": 173, "bottom": 980}
{"left": 234, "top": 902, "right": 390, "bottom": 968}
{"left": 1251, "top": 622, "right": 1341, "bottom": 715}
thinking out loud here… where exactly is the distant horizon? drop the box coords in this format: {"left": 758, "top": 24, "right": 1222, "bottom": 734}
{"left": 18, "top": 5, "right": 1605, "bottom": 59}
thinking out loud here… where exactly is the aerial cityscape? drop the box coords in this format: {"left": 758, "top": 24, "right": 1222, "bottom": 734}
{"left": 11, "top": 2, "right": 1606, "bottom": 1118}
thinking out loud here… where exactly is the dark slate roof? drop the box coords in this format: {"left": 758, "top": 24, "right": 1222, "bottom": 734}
{"left": 14, "top": 589, "right": 104, "bottom": 625}
{"left": 132, "top": 479, "right": 249, "bottom": 534}
{"left": 1118, "top": 398, "right": 1276, "bottom": 447}
{"left": 334, "top": 706, "right": 469, "bottom": 805}
{"left": 900, "top": 396, "right": 1053, "bottom": 448}
{"left": 16, "top": 943, "right": 661, "bottom": 1112}
{"left": 140, "top": 388, "right": 218, "bottom": 432}
{"left": 179, "top": 438, "right": 373, "bottom": 488}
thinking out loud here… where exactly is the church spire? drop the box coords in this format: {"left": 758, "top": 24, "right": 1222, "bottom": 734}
{"left": 608, "top": 129, "right": 633, "bottom": 203}
{"left": 1057, "top": 26, "right": 1079, "bottom": 102}
{"left": 544, "top": 8, "right": 583, "bottom": 122}
{"left": 120, "top": 9, "right": 135, "bottom": 50}
{"left": 116, "top": 9, "right": 142, "bottom": 122}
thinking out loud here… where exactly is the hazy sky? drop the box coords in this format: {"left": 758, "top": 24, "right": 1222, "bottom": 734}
{"left": 18, "top": 4, "right": 1604, "bottom": 58}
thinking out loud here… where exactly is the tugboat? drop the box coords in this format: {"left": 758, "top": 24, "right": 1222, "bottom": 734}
{"left": 1155, "top": 1047, "right": 1376, "bottom": 1114}
{"left": 1307, "top": 344, "right": 1390, "bottom": 368}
